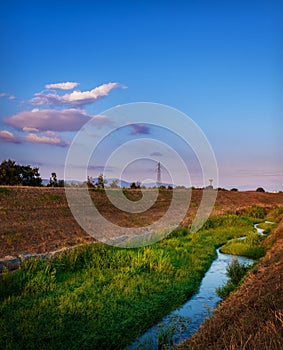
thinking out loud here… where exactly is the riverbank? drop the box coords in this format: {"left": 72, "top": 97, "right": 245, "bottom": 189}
{"left": 178, "top": 219, "right": 283, "bottom": 350}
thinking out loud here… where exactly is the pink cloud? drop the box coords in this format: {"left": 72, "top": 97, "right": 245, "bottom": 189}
{"left": 29, "top": 82, "right": 125, "bottom": 107}
{"left": 45, "top": 82, "right": 79, "bottom": 90}
{"left": 90, "top": 115, "right": 114, "bottom": 128}
{"left": 0, "top": 92, "right": 15, "bottom": 100}
{"left": 4, "top": 108, "right": 91, "bottom": 132}
{"left": 0, "top": 130, "right": 21, "bottom": 143}
{"left": 25, "top": 132, "right": 69, "bottom": 146}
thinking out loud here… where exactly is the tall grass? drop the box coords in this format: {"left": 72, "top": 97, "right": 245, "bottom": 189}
{"left": 216, "top": 259, "right": 252, "bottom": 298}
{"left": 0, "top": 215, "right": 257, "bottom": 349}
{"left": 220, "top": 232, "right": 266, "bottom": 259}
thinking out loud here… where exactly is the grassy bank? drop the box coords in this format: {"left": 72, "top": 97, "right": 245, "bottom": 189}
{"left": 220, "top": 211, "right": 280, "bottom": 259}
{"left": 0, "top": 215, "right": 255, "bottom": 350}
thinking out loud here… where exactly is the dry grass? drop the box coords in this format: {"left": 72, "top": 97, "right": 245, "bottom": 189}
{"left": 1, "top": 187, "right": 283, "bottom": 257}
{"left": 178, "top": 219, "right": 283, "bottom": 350}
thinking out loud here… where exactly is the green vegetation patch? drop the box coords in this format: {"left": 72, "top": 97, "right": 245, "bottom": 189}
{"left": 0, "top": 187, "right": 11, "bottom": 195}
{"left": 256, "top": 221, "right": 276, "bottom": 234}
{"left": 220, "top": 220, "right": 277, "bottom": 259}
{"left": 266, "top": 206, "right": 283, "bottom": 223}
{"left": 243, "top": 205, "right": 266, "bottom": 219}
{"left": 220, "top": 234, "right": 266, "bottom": 259}
{"left": 216, "top": 259, "right": 252, "bottom": 299}
{"left": 0, "top": 215, "right": 257, "bottom": 350}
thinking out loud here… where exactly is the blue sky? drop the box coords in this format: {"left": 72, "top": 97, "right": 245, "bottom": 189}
{"left": 0, "top": 0, "right": 282, "bottom": 190}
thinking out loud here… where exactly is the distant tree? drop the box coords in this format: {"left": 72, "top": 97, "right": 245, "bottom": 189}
{"left": 58, "top": 179, "right": 65, "bottom": 187}
{"left": 87, "top": 176, "right": 94, "bottom": 188}
{"left": 230, "top": 188, "right": 238, "bottom": 192}
{"left": 48, "top": 172, "right": 58, "bottom": 187}
{"left": 47, "top": 172, "right": 65, "bottom": 187}
{"left": 167, "top": 185, "right": 173, "bottom": 190}
{"left": 95, "top": 174, "right": 107, "bottom": 189}
{"left": 0, "top": 159, "right": 42, "bottom": 186}
{"left": 130, "top": 181, "right": 141, "bottom": 189}
{"left": 109, "top": 179, "right": 119, "bottom": 188}
{"left": 256, "top": 187, "right": 265, "bottom": 193}
{"left": 20, "top": 165, "right": 42, "bottom": 186}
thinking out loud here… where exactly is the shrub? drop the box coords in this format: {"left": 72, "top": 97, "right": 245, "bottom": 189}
{"left": 216, "top": 259, "right": 251, "bottom": 298}
{"left": 244, "top": 205, "right": 265, "bottom": 219}
{"left": 256, "top": 187, "right": 265, "bottom": 192}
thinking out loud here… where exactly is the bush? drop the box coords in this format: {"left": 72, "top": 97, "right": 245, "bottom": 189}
{"left": 256, "top": 187, "right": 265, "bottom": 192}
{"left": 216, "top": 259, "right": 251, "bottom": 298}
{"left": 244, "top": 205, "right": 265, "bottom": 219}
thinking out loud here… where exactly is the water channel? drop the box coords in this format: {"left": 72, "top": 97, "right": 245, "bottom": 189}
{"left": 127, "top": 223, "right": 267, "bottom": 349}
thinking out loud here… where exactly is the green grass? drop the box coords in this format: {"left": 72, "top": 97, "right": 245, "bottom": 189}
{"left": 266, "top": 206, "right": 283, "bottom": 223}
{"left": 220, "top": 220, "right": 278, "bottom": 259}
{"left": 216, "top": 259, "right": 252, "bottom": 298}
{"left": 0, "top": 187, "right": 10, "bottom": 195}
{"left": 256, "top": 221, "right": 276, "bottom": 234}
{"left": 220, "top": 232, "right": 266, "bottom": 259}
{"left": 0, "top": 215, "right": 258, "bottom": 350}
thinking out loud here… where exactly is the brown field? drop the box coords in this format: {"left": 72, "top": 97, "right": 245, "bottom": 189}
{"left": 178, "top": 218, "right": 283, "bottom": 350}
{"left": 0, "top": 186, "right": 283, "bottom": 258}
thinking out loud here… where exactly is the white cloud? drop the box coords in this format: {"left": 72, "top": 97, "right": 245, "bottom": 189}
{"left": 0, "top": 130, "right": 21, "bottom": 143}
{"left": 45, "top": 82, "right": 79, "bottom": 90}
{"left": 4, "top": 108, "right": 91, "bottom": 132}
{"left": 29, "top": 82, "right": 125, "bottom": 107}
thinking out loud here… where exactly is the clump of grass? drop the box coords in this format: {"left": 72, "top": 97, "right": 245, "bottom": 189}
{"left": 216, "top": 259, "right": 252, "bottom": 298}
{"left": 220, "top": 232, "right": 266, "bottom": 259}
{"left": 0, "top": 187, "right": 10, "bottom": 194}
{"left": 266, "top": 206, "right": 283, "bottom": 223}
{"left": 243, "top": 205, "right": 266, "bottom": 219}
{"left": 256, "top": 221, "right": 275, "bottom": 234}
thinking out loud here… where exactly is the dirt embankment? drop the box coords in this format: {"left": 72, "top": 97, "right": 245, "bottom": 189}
{"left": 178, "top": 219, "right": 283, "bottom": 350}
{"left": 0, "top": 187, "right": 283, "bottom": 258}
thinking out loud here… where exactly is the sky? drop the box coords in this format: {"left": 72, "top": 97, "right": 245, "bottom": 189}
{"left": 0, "top": 0, "right": 282, "bottom": 191}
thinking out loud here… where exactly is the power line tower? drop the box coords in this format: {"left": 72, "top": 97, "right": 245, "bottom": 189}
{"left": 157, "top": 162, "right": 161, "bottom": 187}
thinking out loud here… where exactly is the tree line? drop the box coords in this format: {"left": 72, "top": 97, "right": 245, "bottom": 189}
{"left": 0, "top": 159, "right": 271, "bottom": 192}
{"left": 0, "top": 159, "right": 64, "bottom": 187}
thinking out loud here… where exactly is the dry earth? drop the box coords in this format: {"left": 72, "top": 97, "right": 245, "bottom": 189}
{"left": 0, "top": 187, "right": 283, "bottom": 258}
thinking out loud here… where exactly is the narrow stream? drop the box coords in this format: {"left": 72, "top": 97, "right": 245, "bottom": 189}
{"left": 127, "top": 223, "right": 266, "bottom": 349}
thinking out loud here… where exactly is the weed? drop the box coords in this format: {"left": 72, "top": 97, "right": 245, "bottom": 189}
{"left": 220, "top": 231, "right": 266, "bottom": 259}
{"left": 216, "top": 259, "right": 252, "bottom": 298}
{"left": 0, "top": 187, "right": 10, "bottom": 194}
